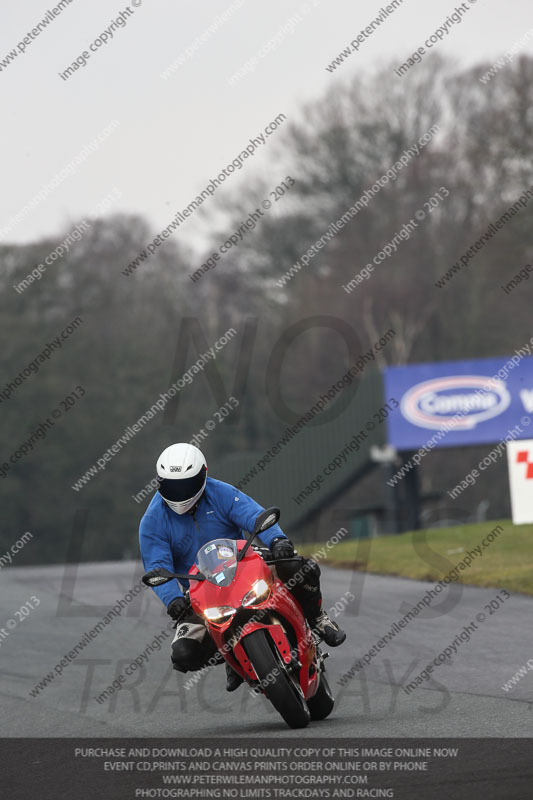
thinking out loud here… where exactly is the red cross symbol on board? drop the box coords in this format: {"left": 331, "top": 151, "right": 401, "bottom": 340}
{"left": 516, "top": 451, "right": 533, "bottom": 479}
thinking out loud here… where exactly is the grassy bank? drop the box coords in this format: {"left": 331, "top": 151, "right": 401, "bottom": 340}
{"left": 298, "top": 519, "right": 533, "bottom": 595}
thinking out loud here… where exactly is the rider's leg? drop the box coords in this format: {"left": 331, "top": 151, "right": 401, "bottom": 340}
{"left": 171, "top": 613, "right": 218, "bottom": 672}
{"left": 171, "top": 612, "right": 243, "bottom": 691}
{"left": 274, "top": 557, "right": 346, "bottom": 647}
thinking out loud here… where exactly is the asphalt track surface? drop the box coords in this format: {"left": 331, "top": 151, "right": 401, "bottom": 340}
{"left": 1, "top": 561, "right": 532, "bottom": 737}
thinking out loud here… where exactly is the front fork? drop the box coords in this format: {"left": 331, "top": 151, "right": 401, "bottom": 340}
{"left": 231, "top": 622, "right": 293, "bottom": 683}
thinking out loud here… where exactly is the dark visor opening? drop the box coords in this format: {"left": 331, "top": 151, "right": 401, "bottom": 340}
{"left": 157, "top": 465, "right": 207, "bottom": 502}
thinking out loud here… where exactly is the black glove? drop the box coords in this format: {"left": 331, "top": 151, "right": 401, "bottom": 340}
{"left": 270, "top": 538, "right": 295, "bottom": 559}
{"left": 167, "top": 596, "right": 190, "bottom": 621}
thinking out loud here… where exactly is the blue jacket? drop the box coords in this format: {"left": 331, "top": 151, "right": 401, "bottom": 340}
{"left": 139, "top": 477, "right": 287, "bottom": 607}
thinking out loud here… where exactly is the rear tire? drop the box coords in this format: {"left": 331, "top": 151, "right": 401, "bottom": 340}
{"left": 307, "top": 670, "right": 335, "bottom": 720}
{"left": 244, "top": 629, "right": 310, "bottom": 729}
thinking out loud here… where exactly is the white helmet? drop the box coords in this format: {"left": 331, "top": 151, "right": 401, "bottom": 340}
{"left": 156, "top": 443, "right": 207, "bottom": 514}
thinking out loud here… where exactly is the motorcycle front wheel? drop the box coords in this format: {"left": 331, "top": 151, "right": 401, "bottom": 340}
{"left": 307, "top": 669, "right": 335, "bottom": 720}
{"left": 244, "top": 628, "right": 310, "bottom": 729}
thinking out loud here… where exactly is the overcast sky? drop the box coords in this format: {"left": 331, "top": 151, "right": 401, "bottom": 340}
{"left": 1, "top": 0, "right": 533, "bottom": 253}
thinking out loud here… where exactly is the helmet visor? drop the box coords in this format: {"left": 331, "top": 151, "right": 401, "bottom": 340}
{"left": 157, "top": 465, "right": 207, "bottom": 502}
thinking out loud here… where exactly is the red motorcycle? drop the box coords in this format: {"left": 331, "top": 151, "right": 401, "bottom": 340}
{"left": 142, "top": 507, "right": 334, "bottom": 728}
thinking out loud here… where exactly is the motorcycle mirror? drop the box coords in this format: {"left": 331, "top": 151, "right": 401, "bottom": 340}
{"left": 238, "top": 507, "right": 281, "bottom": 562}
{"left": 253, "top": 507, "right": 281, "bottom": 535}
{"left": 142, "top": 568, "right": 175, "bottom": 587}
{"left": 142, "top": 568, "right": 205, "bottom": 587}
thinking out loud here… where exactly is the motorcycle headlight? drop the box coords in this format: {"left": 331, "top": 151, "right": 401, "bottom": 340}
{"left": 242, "top": 579, "right": 271, "bottom": 607}
{"left": 203, "top": 606, "right": 236, "bottom": 624}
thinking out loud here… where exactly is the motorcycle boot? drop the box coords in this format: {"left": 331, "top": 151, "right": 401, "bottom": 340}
{"left": 311, "top": 610, "right": 346, "bottom": 647}
{"left": 225, "top": 662, "right": 244, "bottom": 692}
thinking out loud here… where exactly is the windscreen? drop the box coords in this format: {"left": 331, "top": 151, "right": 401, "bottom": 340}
{"left": 196, "top": 539, "right": 238, "bottom": 587}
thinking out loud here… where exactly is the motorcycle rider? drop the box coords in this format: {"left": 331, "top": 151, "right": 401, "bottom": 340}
{"left": 139, "top": 443, "right": 345, "bottom": 692}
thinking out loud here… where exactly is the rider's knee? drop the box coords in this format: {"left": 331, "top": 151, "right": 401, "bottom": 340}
{"left": 295, "top": 558, "right": 321, "bottom": 598}
{"left": 275, "top": 556, "right": 321, "bottom": 595}
{"left": 297, "top": 557, "right": 321, "bottom": 588}
{"left": 171, "top": 638, "right": 206, "bottom": 673}
{"left": 305, "top": 558, "right": 321, "bottom": 579}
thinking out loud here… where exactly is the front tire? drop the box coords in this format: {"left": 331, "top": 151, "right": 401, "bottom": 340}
{"left": 307, "top": 670, "right": 335, "bottom": 720}
{"left": 244, "top": 629, "right": 310, "bottom": 729}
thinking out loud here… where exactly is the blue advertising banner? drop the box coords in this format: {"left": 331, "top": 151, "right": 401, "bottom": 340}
{"left": 384, "top": 354, "right": 533, "bottom": 450}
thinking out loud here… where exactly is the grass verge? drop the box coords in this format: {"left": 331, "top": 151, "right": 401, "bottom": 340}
{"left": 298, "top": 519, "right": 533, "bottom": 595}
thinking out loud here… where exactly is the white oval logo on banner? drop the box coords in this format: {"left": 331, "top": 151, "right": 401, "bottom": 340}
{"left": 401, "top": 376, "right": 511, "bottom": 430}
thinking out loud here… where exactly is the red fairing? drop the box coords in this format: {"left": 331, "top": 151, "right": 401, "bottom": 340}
{"left": 189, "top": 540, "right": 319, "bottom": 700}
